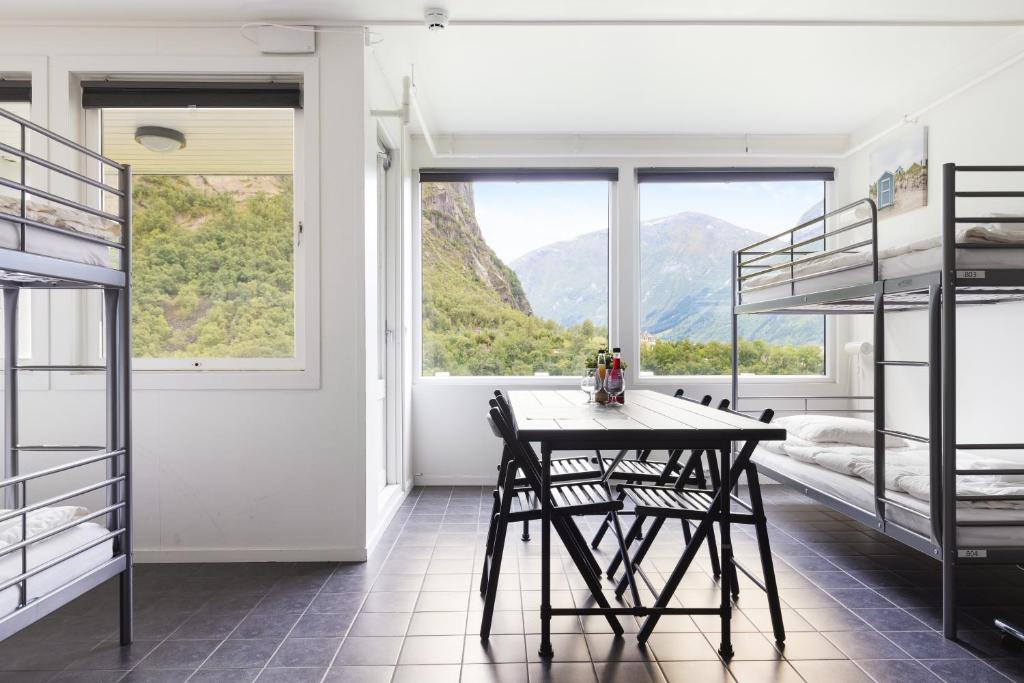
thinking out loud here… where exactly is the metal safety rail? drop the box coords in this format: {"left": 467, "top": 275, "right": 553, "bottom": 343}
{"left": 0, "top": 105, "right": 132, "bottom": 644}
{"left": 731, "top": 163, "right": 1024, "bottom": 640}
{"left": 735, "top": 198, "right": 879, "bottom": 313}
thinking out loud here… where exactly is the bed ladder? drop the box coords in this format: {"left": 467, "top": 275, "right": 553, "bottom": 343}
{"left": 872, "top": 284, "right": 943, "bottom": 546}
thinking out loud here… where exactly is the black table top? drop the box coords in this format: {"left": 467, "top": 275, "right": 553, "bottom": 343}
{"left": 507, "top": 389, "right": 786, "bottom": 450}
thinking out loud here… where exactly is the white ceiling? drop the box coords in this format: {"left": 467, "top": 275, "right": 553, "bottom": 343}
{"left": 2, "top": 2, "right": 1023, "bottom": 137}
{"left": 372, "top": 24, "right": 1023, "bottom": 135}
{"left": 1, "top": 0, "right": 1023, "bottom": 24}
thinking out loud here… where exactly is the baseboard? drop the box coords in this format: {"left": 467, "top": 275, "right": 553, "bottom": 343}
{"left": 414, "top": 474, "right": 494, "bottom": 486}
{"left": 133, "top": 546, "right": 369, "bottom": 563}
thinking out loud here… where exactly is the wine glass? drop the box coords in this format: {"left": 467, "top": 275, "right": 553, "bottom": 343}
{"left": 580, "top": 369, "right": 597, "bottom": 403}
{"left": 605, "top": 371, "right": 624, "bottom": 406}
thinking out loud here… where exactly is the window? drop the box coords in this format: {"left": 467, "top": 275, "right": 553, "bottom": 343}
{"left": 93, "top": 96, "right": 300, "bottom": 367}
{"left": 419, "top": 170, "right": 614, "bottom": 377}
{"left": 638, "top": 170, "right": 830, "bottom": 376}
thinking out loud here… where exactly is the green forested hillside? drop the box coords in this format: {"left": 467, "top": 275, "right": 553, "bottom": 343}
{"left": 421, "top": 182, "right": 605, "bottom": 375}
{"left": 421, "top": 182, "right": 824, "bottom": 376}
{"left": 132, "top": 175, "right": 294, "bottom": 358}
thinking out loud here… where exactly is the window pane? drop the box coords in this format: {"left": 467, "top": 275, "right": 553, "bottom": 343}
{"left": 638, "top": 180, "right": 826, "bottom": 376}
{"left": 101, "top": 107, "right": 295, "bottom": 359}
{"left": 421, "top": 180, "right": 608, "bottom": 376}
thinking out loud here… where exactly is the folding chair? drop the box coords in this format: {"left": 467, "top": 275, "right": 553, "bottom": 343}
{"left": 479, "top": 403, "right": 627, "bottom": 639}
{"left": 491, "top": 389, "right": 700, "bottom": 543}
{"left": 612, "top": 406, "right": 786, "bottom": 656}
{"left": 601, "top": 392, "right": 726, "bottom": 581}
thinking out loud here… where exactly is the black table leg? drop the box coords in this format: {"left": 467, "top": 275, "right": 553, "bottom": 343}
{"left": 539, "top": 441, "right": 553, "bottom": 659}
{"left": 718, "top": 446, "right": 734, "bottom": 660}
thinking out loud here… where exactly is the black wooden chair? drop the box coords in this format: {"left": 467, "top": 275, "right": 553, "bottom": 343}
{"left": 588, "top": 390, "right": 715, "bottom": 550}
{"left": 479, "top": 401, "right": 627, "bottom": 639}
{"left": 601, "top": 391, "right": 726, "bottom": 581}
{"left": 611, "top": 405, "right": 786, "bottom": 656}
{"left": 490, "top": 389, "right": 701, "bottom": 543}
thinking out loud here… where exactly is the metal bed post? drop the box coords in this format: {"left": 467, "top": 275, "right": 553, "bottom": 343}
{"left": 928, "top": 284, "right": 942, "bottom": 546}
{"left": 731, "top": 251, "right": 740, "bottom": 412}
{"left": 118, "top": 164, "right": 133, "bottom": 645}
{"left": 3, "top": 288, "right": 19, "bottom": 511}
{"left": 872, "top": 288, "right": 886, "bottom": 527}
{"left": 941, "top": 162, "right": 958, "bottom": 639}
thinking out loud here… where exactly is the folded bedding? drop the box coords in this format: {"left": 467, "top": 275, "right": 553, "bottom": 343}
{"left": 762, "top": 416, "right": 1024, "bottom": 510}
{"left": 745, "top": 218, "right": 1024, "bottom": 289}
{"left": 0, "top": 506, "right": 88, "bottom": 546}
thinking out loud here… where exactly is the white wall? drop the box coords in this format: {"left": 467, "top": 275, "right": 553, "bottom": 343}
{"left": 0, "top": 26, "right": 390, "bottom": 561}
{"left": 840, "top": 54, "right": 1024, "bottom": 442}
{"left": 409, "top": 144, "right": 856, "bottom": 485}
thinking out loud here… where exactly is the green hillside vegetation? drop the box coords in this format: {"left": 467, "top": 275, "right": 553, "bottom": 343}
{"left": 641, "top": 338, "right": 823, "bottom": 376}
{"left": 131, "top": 174, "right": 294, "bottom": 358}
{"left": 421, "top": 182, "right": 824, "bottom": 376}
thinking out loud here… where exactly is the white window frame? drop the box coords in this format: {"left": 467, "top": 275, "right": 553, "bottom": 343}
{"left": 48, "top": 55, "right": 320, "bottom": 391}
{"left": 631, "top": 173, "right": 837, "bottom": 387}
{"left": 412, "top": 165, "right": 839, "bottom": 389}
{"left": 413, "top": 171, "right": 616, "bottom": 384}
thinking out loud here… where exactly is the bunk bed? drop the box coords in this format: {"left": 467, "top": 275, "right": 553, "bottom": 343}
{"left": 730, "top": 163, "right": 1024, "bottom": 640}
{"left": 0, "top": 107, "right": 132, "bottom": 643}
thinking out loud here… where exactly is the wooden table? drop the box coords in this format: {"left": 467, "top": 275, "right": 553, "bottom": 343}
{"left": 506, "top": 389, "right": 786, "bottom": 658}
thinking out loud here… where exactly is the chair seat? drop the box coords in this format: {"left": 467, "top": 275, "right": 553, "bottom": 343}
{"left": 618, "top": 485, "right": 715, "bottom": 517}
{"left": 515, "top": 455, "right": 680, "bottom": 485}
{"left": 512, "top": 482, "right": 623, "bottom": 516}
{"left": 598, "top": 457, "right": 679, "bottom": 481}
{"left": 514, "top": 456, "right": 600, "bottom": 483}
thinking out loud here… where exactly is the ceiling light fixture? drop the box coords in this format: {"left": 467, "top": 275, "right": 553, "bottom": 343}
{"left": 134, "top": 126, "right": 186, "bottom": 153}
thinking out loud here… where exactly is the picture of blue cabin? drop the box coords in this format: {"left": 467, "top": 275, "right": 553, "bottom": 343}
{"left": 877, "top": 170, "right": 895, "bottom": 209}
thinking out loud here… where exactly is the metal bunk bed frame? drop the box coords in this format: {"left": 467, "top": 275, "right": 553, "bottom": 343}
{"left": 0, "top": 107, "right": 132, "bottom": 643}
{"left": 730, "top": 163, "right": 1024, "bottom": 640}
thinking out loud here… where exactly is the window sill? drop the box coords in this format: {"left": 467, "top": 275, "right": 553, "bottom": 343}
{"left": 414, "top": 373, "right": 838, "bottom": 387}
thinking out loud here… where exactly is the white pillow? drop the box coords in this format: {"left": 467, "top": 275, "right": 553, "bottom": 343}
{"left": 774, "top": 415, "right": 906, "bottom": 449}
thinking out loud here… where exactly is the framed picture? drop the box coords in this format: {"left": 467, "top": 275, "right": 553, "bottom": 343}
{"left": 869, "top": 125, "right": 928, "bottom": 217}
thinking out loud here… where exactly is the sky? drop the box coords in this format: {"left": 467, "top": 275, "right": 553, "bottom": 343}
{"left": 471, "top": 179, "right": 825, "bottom": 263}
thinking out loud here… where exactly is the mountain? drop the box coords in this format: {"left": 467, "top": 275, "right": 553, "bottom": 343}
{"left": 511, "top": 211, "right": 824, "bottom": 346}
{"left": 419, "top": 182, "right": 606, "bottom": 376}
{"left": 422, "top": 182, "right": 532, "bottom": 315}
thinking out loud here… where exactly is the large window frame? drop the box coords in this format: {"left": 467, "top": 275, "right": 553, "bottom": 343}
{"left": 57, "top": 58, "right": 321, "bottom": 390}
{"left": 414, "top": 168, "right": 617, "bottom": 382}
{"left": 413, "top": 165, "right": 838, "bottom": 387}
{"left": 635, "top": 167, "right": 834, "bottom": 381}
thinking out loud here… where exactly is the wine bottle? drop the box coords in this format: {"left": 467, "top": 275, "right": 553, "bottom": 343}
{"left": 595, "top": 349, "right": 609, "bottom": 404}
{"left": 611, "top": 347, "right": 624, "bottom": 404}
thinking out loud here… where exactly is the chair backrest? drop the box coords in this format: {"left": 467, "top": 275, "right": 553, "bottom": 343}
{"left": 673, "top": 388, "right": 714, "bottom": 407}
{"left": 717, "top": 403, "right": 775, "bottom": 462}
{"left": 487, "top": 405, "right": 545, "bottom": 494}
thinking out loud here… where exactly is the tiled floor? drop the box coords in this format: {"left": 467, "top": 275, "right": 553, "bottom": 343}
{"left": 2, "top": 485, "right": 1024, "bottom": 682}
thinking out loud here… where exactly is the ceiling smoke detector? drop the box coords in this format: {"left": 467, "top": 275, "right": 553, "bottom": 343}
{"left": 425, "top": 8, "right": 449, "bottom": 31}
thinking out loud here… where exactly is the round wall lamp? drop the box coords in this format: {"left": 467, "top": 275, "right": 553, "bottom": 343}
{"left": 134, "top": 126, "right": 186, "bottom": 153}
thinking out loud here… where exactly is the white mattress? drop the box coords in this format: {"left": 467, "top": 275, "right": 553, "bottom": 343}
{"left": 0, "top": 216, "right": 112, "bottom": 267}
{"left": 0, "top": 521, "right": 114, "bottom": 617}
{"left": 741, "top": 223, "right": 1024, "bottom": 305}
{"left": 754, "top": 447, "right": 1024, "bottom": 548}
{"left": 0, "top": 195, "right": 117, "bottom": 267}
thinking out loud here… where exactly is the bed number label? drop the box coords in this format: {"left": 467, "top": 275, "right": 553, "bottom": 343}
{"left": 957, "top": 270, "right": 985, "bottom": 280}
{"left": 959, "top": 549, "right": 987, "bottom": 558}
